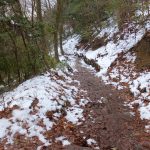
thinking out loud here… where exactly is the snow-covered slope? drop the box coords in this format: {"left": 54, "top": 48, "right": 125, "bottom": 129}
{"left": 0, "top": 38, "right": 88, "bottom": 148}
{"left": 76, "top": 19, "right": 150, "bottom": 130}
{"left": 0, "top": 70, "right": 88, "bottom": 147}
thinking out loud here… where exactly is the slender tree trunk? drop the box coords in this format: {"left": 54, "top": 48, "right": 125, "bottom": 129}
{"left": 36, "top": 0, "right": 50, "bottom": 68}
{"left": 59, "top": 22, "right": 64, "bottom": 55}
{"left": 6, "top": 30, "right": 21, "bottom": 82}
{"left": 53, "top": 0, "right": 63, "bottom": 61}
{"left": 53, "top": 0, "right": 64, "bottom": 60}
{"left": 2, "top": 15, "right": 21, "bottom": 82}
{"left": 36, "top": 0, "right": 47, "bottom": 54}
{"left": 59, "top": 0, "right": 64, "bottom": 55}
{"left": 54, "top": 31, "right": 59, "bottom": 61}
{"left": 31, "top": 0, "right": 35, "bottom": 26}
{"left": 13, "top": 0, "right": 36, "bottom": 74}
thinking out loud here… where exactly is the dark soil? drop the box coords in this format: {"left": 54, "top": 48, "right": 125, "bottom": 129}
{"left": 134, "top": 31, "right": 150, "bottom": 70}
{"left": 64, "top": 59, "right": 150, "bottom": 150}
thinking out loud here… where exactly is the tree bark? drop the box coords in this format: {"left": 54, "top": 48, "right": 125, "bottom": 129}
{"left": 59, "top": 22, "right": 64, "bottom": 55}
{"left": 53, "top": 0, "right": 63, "bottom": 61}
{"left": 54, "top": 31, "right": 59, "bottom": 61}
{"left": 36, "top": 0, "right": 48, "bottom": 54}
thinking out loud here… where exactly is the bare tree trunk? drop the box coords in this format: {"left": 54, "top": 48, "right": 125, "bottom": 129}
{"left": 45, "top": 0, "right": 52, "bottom": 10}
{"left": 53, "top": 0, "right": 63, "bottom": 61}
{"left": 13, "top": 0, "right": 36, "bottom": 74}
{"left": 59, "top": 22, "right": 64, "bottom": 55}
{"left": 6, "top": 28, "right": 21, "bottom": 82}
{"left": 36, "top": 0, "right": 48, "bottom": 54}
{"left": 59, "top": 0, "right": 64, "bottom": 55}
{"left": 36, "top": 0, "right": 50, "bottom": 68}
{"left": 54, "top": 31, "right": 59, "bottom": 61}
{"left": 31, "top": 0, "right": 35, "bottom": 26}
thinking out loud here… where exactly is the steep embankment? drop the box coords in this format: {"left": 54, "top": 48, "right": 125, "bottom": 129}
{"left": 75, "top": 19, "right": 150, "bottom": 134}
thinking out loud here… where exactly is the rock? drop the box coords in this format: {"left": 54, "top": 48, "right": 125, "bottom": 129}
{"left": 141, "top": 87, "right": 147, "bottom": 93}
{"left": 132, "top": 103, "right": 139, "bottom": 108}
{"left": 141, "top": 141, "right": 150, "bottom": 149}
{"left": 67, "top": 65, "right": 73, "bottom": 73}
{"left": 95, "top": 63, "right": 100, "bottom": 72}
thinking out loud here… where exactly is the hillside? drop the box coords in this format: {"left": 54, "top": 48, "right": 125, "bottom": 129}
{"left": 0, "top": 0, "right": 150, "bottom": 149}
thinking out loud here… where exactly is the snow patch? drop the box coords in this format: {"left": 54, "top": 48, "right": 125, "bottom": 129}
{"left": 87, "top": 138, "right": 97, "bottom": 145}
{"left": 65, "top": 106, "right": 84, "bottom": 125}
{"left": 0, "top": 69, "right": 88, "bottom": 146}
{"left": 56, "top": 136, "right": 71, "bottom": 146}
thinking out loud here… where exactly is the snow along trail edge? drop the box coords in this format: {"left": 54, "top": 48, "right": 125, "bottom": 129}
{"left": 64, "top": 58, "right": 150, "bottom": 150}
{"left": 76, "top": 18, "right": 150, "bottom": 131}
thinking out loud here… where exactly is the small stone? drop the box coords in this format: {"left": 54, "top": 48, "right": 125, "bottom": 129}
{"left": 141, "top": 141, "right": 150, "bottom": 148}
{"left": 132, "top": 103, "right": 139, "bottom": 108}
{"left": 141, "top": 87, "right": 147, "bottom": 93}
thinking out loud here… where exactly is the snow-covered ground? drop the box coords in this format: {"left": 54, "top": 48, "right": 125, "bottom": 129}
{"left": 0, "top": 70, "right": 89, "bottom": 147}
{"left": 0, "top": 38, "right": 89, "bottom": 148}
{"left": 0, "top": 13, "right": 149, "bottom": 149}
{"left": 76, "top": 19, "right": 150, "bottom": 130}
{"left": 59, "top": 35, "right": 80, "bottom": 70}
{"left": 107, "top": 52, "right": 150, "bottom": 130}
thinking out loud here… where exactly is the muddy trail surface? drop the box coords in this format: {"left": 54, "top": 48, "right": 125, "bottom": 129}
{"left": 65, "top": 59, "right": 149, "bottom": 150}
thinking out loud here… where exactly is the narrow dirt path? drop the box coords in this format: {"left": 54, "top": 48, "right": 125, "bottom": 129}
{"left": 65, "top": 59, "right": 148, "bottom": 150}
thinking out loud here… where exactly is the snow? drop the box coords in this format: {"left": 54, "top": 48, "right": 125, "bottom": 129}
{"left": 0, "top": 35, "right": 90, "bottom": 147}
{"left": 77, "top": 17, "right": 150, "bottom": 77}
{"left": 80, "top": 60, "right": 95, "bottom": 73}
{"left": 140, "top": 104, "right": 150, "bottom": 120}
{"left": 63, "top": 35, "right": 79, "bottom": 55}
{"left": 76, "top": 18, "right": 150, "bottom": 129}
{"left": 136, "top": 5, "right": 150, "bottom": 17}
{"left": 87, "top": 138, "right": 97, "bottom": 145}
{"left": 79, "top": 99, "right": 89, "bottom": 106}
{"left": 56, "top": 136, "right": 71, "bottom": 146}
{"left": 65, "top": 106, "right": 84, "bottom": 125}
{"left": 130, "top": 72, "right": 150, "bottom": 98}
{"left": 86, "top": 138, "right": 100, "bottom": 149}
{"left": 0, "top": 7, "right": 150, "bottom": 148}
{"left": 0, "top": 118, "right": 11, "bottom": 139}
{"left": 0, "top": 73, "right": 54, "bottom": 145}
{"left": 85, "top": 27, "right": 145, "bottom": 76}
{"left": 129, "top": 72, "right": 150, "bottom": 121}
{"left": 96, "top": 18, "right": 119, "bottom": 39}
{"left": 105, "top": 52, "right": 150, "bottom": 124}
{"left": 59, "top": 35, "right": 80, "bottom": 71}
